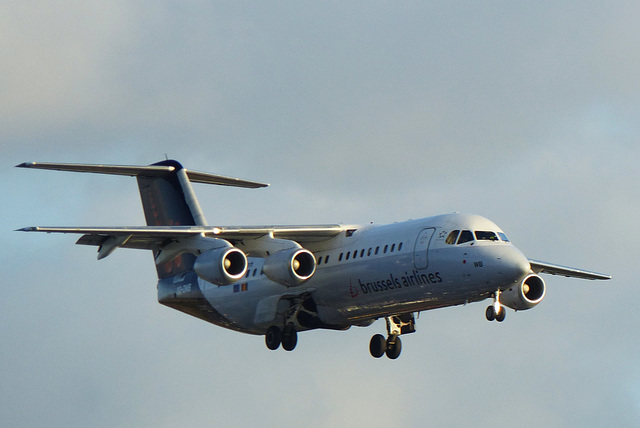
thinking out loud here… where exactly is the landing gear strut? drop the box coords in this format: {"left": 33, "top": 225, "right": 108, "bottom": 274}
{"left": 369, "top": 313, "right": 415, "bottom": 359}
{"left": 486, "top": 290, "right": 506, "bottom": 322}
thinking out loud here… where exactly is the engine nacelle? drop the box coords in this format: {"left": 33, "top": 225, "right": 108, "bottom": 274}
{"left": 501, "top": 274, "right": 546, "bottom": 311}
{"left": 263, "top": 248, "right": 316, "bottom": 287}
{"left": 193, "top": 247, "right": 248, "bottom": 286}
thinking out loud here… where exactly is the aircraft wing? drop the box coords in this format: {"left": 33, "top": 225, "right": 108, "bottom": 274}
{"left": 529, "top": 259, "right": 611, "bottom": 280}
{"left": 18, "top": 225, "right": 345, "bottom": 254}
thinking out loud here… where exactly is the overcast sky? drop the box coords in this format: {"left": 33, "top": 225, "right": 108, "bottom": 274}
{"left": 2, "top": 2, "right": 639, "bottom": 427}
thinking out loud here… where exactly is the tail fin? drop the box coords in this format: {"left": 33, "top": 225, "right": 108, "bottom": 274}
{"left": 16, "top": 159, "right": 268, "bottom": 279}
{"left": 136, "top": 160, "right": 205, "bottom": 278}
{"left": 136, "top": 160, "right": 207, "bottom": 228}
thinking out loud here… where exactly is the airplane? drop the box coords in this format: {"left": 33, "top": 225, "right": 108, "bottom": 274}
{"left": 16, "top": 160, "right": 611, "bottom": 359}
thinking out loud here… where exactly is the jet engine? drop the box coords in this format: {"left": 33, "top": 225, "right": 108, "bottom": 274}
{"left": 193, "top": 246, "right": 248, "bottom": 285}
{"left": 501, "top": 274, "right": 546, "bottom": 310}
{"left": 263, "top": 248, "right": 316, "bottom": 287}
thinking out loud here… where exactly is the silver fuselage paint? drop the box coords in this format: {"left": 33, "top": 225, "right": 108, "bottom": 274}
{"left": 157, "top": 213, "right": 531, "bottom": 335}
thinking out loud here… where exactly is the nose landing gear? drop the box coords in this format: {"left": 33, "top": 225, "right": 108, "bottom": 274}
{"left": 369, "top": 313, "right": 415, "bottom": 359}
{"left": 486, "top": 290, "right": 506, "bottom": 322}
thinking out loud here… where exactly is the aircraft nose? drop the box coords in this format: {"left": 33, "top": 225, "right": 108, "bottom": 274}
{"left": 498, "top": 247, "right": 532, "bottom": 281}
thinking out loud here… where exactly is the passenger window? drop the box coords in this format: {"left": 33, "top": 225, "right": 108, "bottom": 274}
{"left": 360, "top": 249, "right": 365, "bottom": 257}
{"left": 384, "top": 245, "right": 388, "bottom": 254}
{"left": 339, "top": 253, "right": 343, "bottom": 261}
{"left": 367, "top": 248, "right": 372, "bottom": 256}
{"left": 325, "top": 255, "right": 330, "bottom": 263}
{"left": 475, "top": 231, "right": 499, "bottom": 241}
{"left": 446, "top": 230, "right": 460, "bottom": 245}
{"left": 398, "top": 242, "right": 403, "bottom": 251}
{"left": 457, "top": 230, "right": 474, "bottom": 244}
{"left": 317, "top": 256, "right": 322, "bottom": 265}
{"left": 375, "top": 247, "right": 380, "bottom": 255}
{"left": 391, "top": 244, "right": 396, "bottom": 252}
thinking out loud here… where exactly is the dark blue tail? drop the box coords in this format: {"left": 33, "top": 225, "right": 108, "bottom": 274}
{"left": 137, "top": 160, "right": 206, "bottom": 279}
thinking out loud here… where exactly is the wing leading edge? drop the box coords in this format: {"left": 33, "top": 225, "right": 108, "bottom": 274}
{"left": 18, "top": 225, "right": 345, "bottom": 253}
{"left": 529, "top": 259, "right": 611, "bottom": 280}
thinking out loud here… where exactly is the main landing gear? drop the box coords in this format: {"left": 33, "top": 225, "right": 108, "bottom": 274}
{"left": 485, "top": 289, "right": 506, "bottom": 322}
{"left": 265, "top": 324, "right": 298, "bottom": 351}
{"left": 369, "top": 313, "right": 416, "bottom": 359}
{"left": 265, "top": 295, "right": 311, "bottom": 352}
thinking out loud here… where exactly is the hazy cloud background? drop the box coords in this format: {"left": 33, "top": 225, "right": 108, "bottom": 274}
{"left": 2, "top": 2, "right": 638, "bottom": 427}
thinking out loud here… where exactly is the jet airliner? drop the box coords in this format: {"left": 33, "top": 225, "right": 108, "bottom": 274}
{"left": 17, "top": 160, "right": 611, "bottom": 359}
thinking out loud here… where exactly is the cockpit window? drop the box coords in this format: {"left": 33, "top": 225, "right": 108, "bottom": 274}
{"left": 457, "top": 230, "right": 474, "bottom": 244}
{"left": 475, "top": 231, "right": 499, "bottom": 241}
{"left": 498, "top": 232, "right": 509, "bottom": 242}
{"left": 445, "top": 230, "right": 460, "bottom": 245}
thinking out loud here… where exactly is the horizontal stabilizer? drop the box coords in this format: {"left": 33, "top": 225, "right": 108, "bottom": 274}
{"left": 529, "top": 259, "right": 611, "bottom": 280}
{"left": 16, "top": 161, "right": 269, "bottom": 189}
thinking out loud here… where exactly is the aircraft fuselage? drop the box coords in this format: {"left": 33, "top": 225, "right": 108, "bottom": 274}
{"left": 158, "top": 213, "right": 530, "bottom": 335}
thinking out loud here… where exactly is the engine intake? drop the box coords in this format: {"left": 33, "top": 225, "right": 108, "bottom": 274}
{"left": 193, "top": 247, "right": 248, "bottom": 285}
{"left": 501, "top": 274, "right": 546, "bottom": 311}
{"left": 263, "top": 248, "right": 317, "bottom": 287}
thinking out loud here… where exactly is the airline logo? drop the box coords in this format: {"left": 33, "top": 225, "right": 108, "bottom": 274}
{"left": 356, "top": 271, "right": 443, "bottom": 295}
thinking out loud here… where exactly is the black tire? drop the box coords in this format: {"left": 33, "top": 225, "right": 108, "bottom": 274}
{"left": 495, "top": 307, "right": 506, "bottom": 322}
{"left": 369, "top": 334, "right": 386, "bottom": 358}
{"left": 386, "top": 335, "right": 402, "bottom": 360}
{"left": 265, "top": 326, "right": 281, "bottom": 350}
{"left": 282, "top": 326, "right": 298, "bottom": 351}
{"left": 486, "top": 305, "right": 496, "bottom": 321}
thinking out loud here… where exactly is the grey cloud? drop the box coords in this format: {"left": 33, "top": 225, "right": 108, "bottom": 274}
{"left": 2, "top": 2, "right": 638, "bottom": 427}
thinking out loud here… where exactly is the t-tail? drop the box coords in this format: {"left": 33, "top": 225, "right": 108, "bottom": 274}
{"left": 136, "top": 160, "right": 205, "bottom": 278}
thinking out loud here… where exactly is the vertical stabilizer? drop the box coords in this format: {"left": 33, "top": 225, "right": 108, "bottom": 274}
{"left": 137, "top": 160, "right": 206, "bottom": 279}
{"left": 136, "top": 160, "right": 207, "bottom": 228}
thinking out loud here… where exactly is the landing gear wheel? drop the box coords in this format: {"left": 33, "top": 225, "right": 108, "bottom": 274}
{"left": 265, "top": 326, "right": 281, "bottom": 350}
{"left": 369, "top": 334, "right": 386, "bottom": 358}
{"left": 495, "top": 307, "right": 506, "bottom": 322}
{"left": 485, "top": 305, "right": 496, "bottom": 321}
{"left": 385, "top": 335, "right": 402, "bottom": 360}
{"left": 281, "top": 325, "right": 298, "bottom": 351}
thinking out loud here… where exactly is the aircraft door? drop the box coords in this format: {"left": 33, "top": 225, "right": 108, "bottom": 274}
{"left": 413, "top": 228, "right": 435, "bottom": 270}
